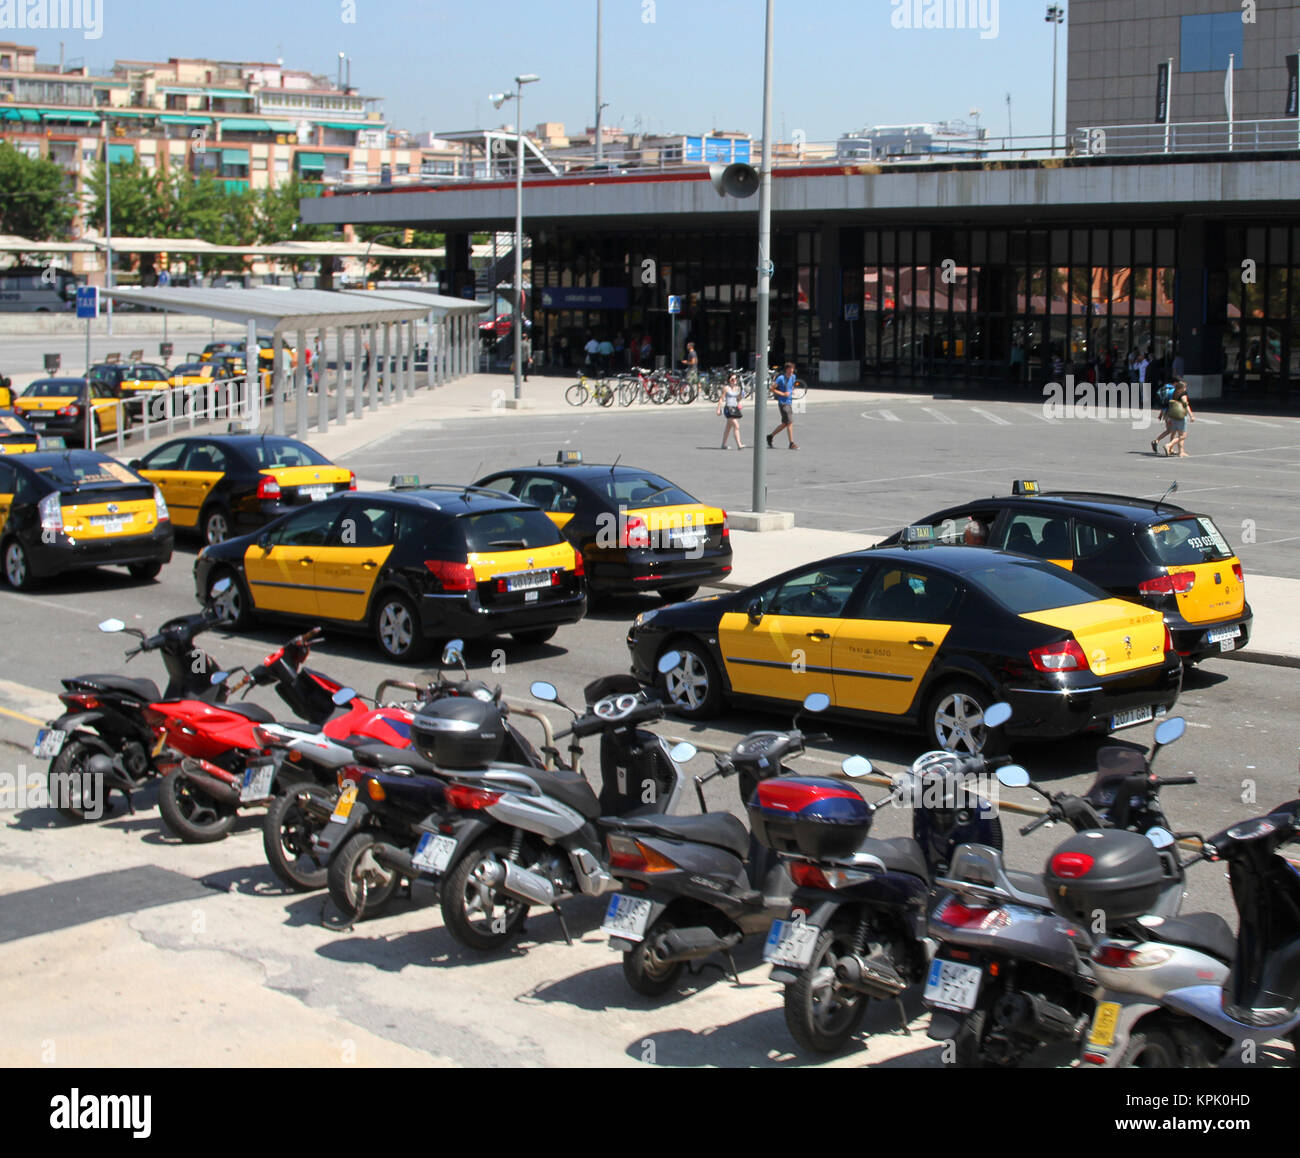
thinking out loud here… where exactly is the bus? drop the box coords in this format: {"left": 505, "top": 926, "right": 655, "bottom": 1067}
{"left": 0, "top": 266, "right": 78, "bottom": 312}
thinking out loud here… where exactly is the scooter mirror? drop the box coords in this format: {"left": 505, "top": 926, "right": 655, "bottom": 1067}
{"left": 996, "top": 765, "right": 1030, "bottom": 788}
{"left": 841, "top": 755, "right": 873, "bottom": 779}
{"left": 1146, "top": 826, "right": 1176, "bottom": 850}
{"left": 332, "top": 687, "right": 357, "bottom": 707}
{"left": 669, "top": 741, "right": 698, "bottom": 764}
{"left": 1153, "top": 717, "right": 1186, "bottom": 747}
{"left": 530, "top": 681, "right": 558, "bottom": 703}
{"left": 656, "top": 650, "right": 682, "bottom": 676}
{"left": 984, "top": 702, "right": 1012, "bottom": 729}
{"left": 442, "top": 639, "right": 466, "bottom": 667}
{"left": 803, "top": 692, "right": 831, "bottom": 714}
{"left": 210, "top": 670, "right": 231, "bottom": 686}
{"left": 98, "top": 618, "right": 125, "bottom": 633}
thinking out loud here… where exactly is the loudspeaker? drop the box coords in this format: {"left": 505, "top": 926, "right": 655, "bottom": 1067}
{"left": 709, "top": 162, "right": 759, "bottom": 199}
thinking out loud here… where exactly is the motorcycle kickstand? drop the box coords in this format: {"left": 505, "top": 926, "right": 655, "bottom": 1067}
{"left": 553, "top": 904, "right": 573, "bottom": 946}
{"left": 894, "top": 995, "right": 911, "bottom": 1035}
{"left": 723, "top": 949, "right": 741, "bottom": 985}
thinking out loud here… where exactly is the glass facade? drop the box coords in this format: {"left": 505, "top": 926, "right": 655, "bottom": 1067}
{"left": 1221, "top": 226, "right": 1300, "bottom": 396}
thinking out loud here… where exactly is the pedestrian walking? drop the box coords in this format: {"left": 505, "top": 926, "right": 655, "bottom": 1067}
{"left": 520, "top": 332, "right": 533, "bottom": 381}
{"left": 717, "top": 372, "right": 744, "bottom": 450}
{"left": 682, "top": 341, "right": 699, "bottom": 384}
{"left": 1150, "top": 379, "right": 1176, "bottom": 455}
{"left": 766, "top": 361, "right": 799, "bottom": 449}
{"left": 1164, "top": 380, "right": 1195, "bottom": 457}
{"left": 598, "top": 336, "right": 614, "bottom": 375}
{"left": 584, "top": 333, "right": 599, "bottom": 372}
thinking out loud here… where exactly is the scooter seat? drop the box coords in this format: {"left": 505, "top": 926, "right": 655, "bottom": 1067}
{"left": 1140, "top": 911, "right": 1236, "bottom": 963}
{"left": 73, "top": 674, "right": 162, "bottom": 703}
{"left": 615, "top": 812, "right": 750, "bottom": 859}
{"left": 351, "top": 742, "right": 440, "bottom": 777}
{"left": 519, "top": 766, "right": 601, "bottom": 819}
{"left": 857, "top": 836, "right": 929, "bottom": 880}
{"left": 1004, "top": 869, "right": 1052, "bottom": 906}
{"left": 217, "top": 702, "right": 276, "bottom": 724}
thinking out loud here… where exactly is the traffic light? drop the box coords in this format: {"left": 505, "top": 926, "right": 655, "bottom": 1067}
{"left": 402, "top": 228, "right": 414, "bottom": 245}
{"left": 158, "top": 252, "right": 169, "bottom": 271}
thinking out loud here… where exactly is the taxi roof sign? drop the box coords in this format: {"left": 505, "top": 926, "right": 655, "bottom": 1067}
{"left": 1012, "top": 479, "right": 1040, "bottom": 496}
{"left": 901, "top": 524, "right": 935, "bottom": 545}
{"left": 390, "top": 474, "right": 422, "bottom": 490}
{"left": 556, "top": 450, "right": 583, "bottom": 465}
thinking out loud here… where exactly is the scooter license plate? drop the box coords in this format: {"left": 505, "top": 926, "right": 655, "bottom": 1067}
{"left": 1088, "top": 1001, "right": 1121, "bottom": 1048}
{"left": 32, "top": 729, "right": 67, "bottom": 759}
{"left": 411, "top": 833, "right": 457, "bottom": 875}
{"left": 924, "top": 958, "right": 983, "bottom": 1012}
{"left": 330, "top": 785, "right": 358, "bottom": 823}
{"left": 239, "top": 761, "right": 276, "bottom": 803}
{"left": 763, "top": 919, "right": 821, "bottom": 969}
{"left": 601, "top": 894, "right": 653, "bottom": 942}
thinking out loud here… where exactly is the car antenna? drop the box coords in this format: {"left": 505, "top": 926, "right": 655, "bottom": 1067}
{"left": 609, "top": 454, "right": 621, "bottom": 477}
{"left": 1154, "top": 479, "right": 1178, "bottom": 510}
{"left": 462, "top": 461, "right": 483, "bottom": 500}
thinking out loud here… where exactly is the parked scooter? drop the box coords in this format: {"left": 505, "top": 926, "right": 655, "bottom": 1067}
{"left": 600, "top": 692, "right": 832, "bottom": 997}
{"left": 925, "top": 716, "right": 1195, "bottom": 1067}
{"left": 755, "top": 703, "right": 1015, "bottom": 1054}
{"left": 432, "top": 652, "right": 692, "bottom": 952}
{"left": 33, "top": 580, "right": 236, "bottom": 820}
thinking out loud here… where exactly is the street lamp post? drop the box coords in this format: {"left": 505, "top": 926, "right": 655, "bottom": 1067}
{"left": 752, "top": 0, "right": 775, "bottom": 514}
{"left": 594, "top": 0, "right": 603, "bottom": 165}
{"left": 104, "top": 127, "right": 114, "bottom": 337}
{"left": 1046, "top": 4, "right": 1065, "bottom": 157}
{"left": 491, "top": 74, "right": 539, "bottom": 403}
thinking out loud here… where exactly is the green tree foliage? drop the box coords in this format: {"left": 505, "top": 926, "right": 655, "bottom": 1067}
{"left": 355, "top": 223, "right": 443, "bottom": 280}
{"left": 0, "top": 142, "right": 76, "bottom": 239}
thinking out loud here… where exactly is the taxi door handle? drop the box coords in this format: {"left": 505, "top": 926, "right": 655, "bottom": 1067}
{"left": 908, "top": 637, "right": 936, "bottom": 648}
{"left": 299, "top": 556, "right": 314, "bottom": 565}
{"left": 806, "top": 630, "right": 831, "bottom": 641}
{"left": 362, "top": 560, "right": 378, "bottom": 568}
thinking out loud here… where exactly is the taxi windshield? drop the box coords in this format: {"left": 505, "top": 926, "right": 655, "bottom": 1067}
{"left": 174, "top": 363, "right": 207, "bottom": 374}
{"left": 246, "top": 439, "right": 330, "bottom": 469}
{"left": 33, "top": 456, "right": 140, "bottom": 488}
{"left": 23, "top": 379, "right": 84, "bottom": 397}
{"left": 1139, "top": 517, "right": 1234, "bottom": 565}
{"left": 459, "top": 509, "right": 563, "bottom": 552}
{"left": 965, "top": 559, "right": 1107, "bottom": 614}
{"left": 595, "top": 470, "right": 696, "bottom": 508}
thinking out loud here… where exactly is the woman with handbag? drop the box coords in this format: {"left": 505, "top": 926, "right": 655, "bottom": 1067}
{"left": 717, "top": 372, "right": 745, "bottom": 450}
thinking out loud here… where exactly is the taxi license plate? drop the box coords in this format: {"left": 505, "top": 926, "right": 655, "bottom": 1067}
{"left": 601, "top": 895, "right": 653, "bottom": 941}
{"left": 763, "top": 919, "right": 821, "bottom": 969}
{"left": 672, "top": 531, "right": 702, "bottom": 549}
{"left": 239, "top": 761, "right": 276, "bottom": 802}
{"left": 32, "top": 728, "right": 67, "bottom": 759}
{"left": 1088, "top": 1000, "right": 1121, "bottom": 1048}
{"left": 1111, "top": 706, "right": 1155, "bottom": 731}
{"left": 1208, "top": 626, "right": 1240, "bottom": 648}
{"left": 330, "top": 785, "right": 358, "bottom": 823}
{"left": 304, "top": 486, "right": 331, "bottom": 502}
{"left": 507, "top": 571, "right": 552, "bottom": 593}
{"left": 411, "top": 833, "right": 457, "bottom": 875}
{"left": 91, "top": 515, "right": 128, "bottom": 533}
{"left": 924, "top": 958, "right": 983, "bottom": 1012}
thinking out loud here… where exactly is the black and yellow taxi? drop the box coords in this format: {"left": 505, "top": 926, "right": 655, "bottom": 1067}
{"left": 194, "top": 481, "right": 586, "bottom": 662}
{"left": 474, "top": 452, "right": 732, "bottom": 601}
{"left": 131, "top": 434, "right": 356, "bottom": 547}
{"left": 882, "top": 480, "right": 1252, "bottom": 664}
{"left": 0, "top": 410, "right": 48, "bottom": 455}
{"left": 0, "top": 374, "right": 14, "bottom": 409}
{"left": 200, "top": 338, "right": 294, "bottom": 368}
{"left": 168, "top": 361, "right": 217, "bottom": 388}
{"left": 0, "top": 449, "right": 173, "bottom": 589}
{"left": 13, "top": 377, "right": 124, "bottom": 444}
{"left": 628, "top": 531, "right": 1181, "bottom": 754}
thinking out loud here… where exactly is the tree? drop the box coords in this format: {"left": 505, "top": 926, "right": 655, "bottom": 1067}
{"left": 0, "top": 142, "right": 76, "bottom": 239}
{"left": 355, "top": 223, "right": 443, "bottom": 281}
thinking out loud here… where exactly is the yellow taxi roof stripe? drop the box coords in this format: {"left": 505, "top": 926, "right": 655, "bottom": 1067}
{"left": 627, "top": 504, "right": 725, "bottom": 527}
{"left": 467, "top": 542, "right": 574, "bottom": 579}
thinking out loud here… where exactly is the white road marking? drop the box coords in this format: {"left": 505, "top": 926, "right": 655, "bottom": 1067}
{"left": 922, "top": 407, "right": 956, "bottom": 424}
{"left": 1231, "top": 416, "right": 1281, "bottom": 428}
{"left": 878, "top": 410, "right": 902, "bottom": 422}
{"left": 970, "top": 408, "right": 1011, "bottom": 426}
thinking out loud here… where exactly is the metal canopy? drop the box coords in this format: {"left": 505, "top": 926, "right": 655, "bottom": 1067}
{"left": 102, "top": 286, "right": 434, "bottom": 334}
{"left": 341, "top": 288, "right": 488, "bottom": 315}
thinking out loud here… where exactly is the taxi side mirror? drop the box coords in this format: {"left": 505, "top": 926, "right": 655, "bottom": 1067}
{"left": 747, "top": 597, "right": 764, "bottom": 624}
{"left": 257, "top": 532, "right": 272, "bottom": 551}
{"left": 128, "top": 459, "right": 141, "bottom": 470}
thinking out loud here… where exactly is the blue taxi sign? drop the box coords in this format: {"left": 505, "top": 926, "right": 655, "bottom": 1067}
{"left": 75, "top": 286, "right": 99, "bottom": 319}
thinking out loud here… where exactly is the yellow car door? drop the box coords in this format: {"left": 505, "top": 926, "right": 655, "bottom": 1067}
{"left": 0, "top": 460, "right": 15, "bottom": 529}
{"left": 717, "top": 562, "right": 870, "bottom": 704}
{"left": 242, "top": 502, "right": 339, "bottom": 617}
{"left": 313, "top": 503, "right": 397, "bottom": 622}
{"left": 831, "top": 566, "right": 956, "bottom": 716}
{"left": 169, "top": 442, "right": 229, "bottom": 527}
{"left": 136, "top": 441, "right": 195, "bottom": 527}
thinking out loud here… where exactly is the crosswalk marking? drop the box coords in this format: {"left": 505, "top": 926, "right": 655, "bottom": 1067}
{"left": 1231, "top": 416, "right": 1280, "bottom": 428}
{"left": 922, "top": 407, "right": 956, "bottom": 424}
{"left": 970, "top": 408, "right": 1011, "bottom": 426}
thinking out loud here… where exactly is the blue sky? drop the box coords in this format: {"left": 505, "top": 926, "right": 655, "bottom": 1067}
{"left": 38, "top": 0, "right": 1068, "bottom": 142}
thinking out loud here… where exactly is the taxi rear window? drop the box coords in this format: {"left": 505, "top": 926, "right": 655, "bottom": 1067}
{"left": 245, "top": 439, "right": 331, "bottom": 469}
{"left": 23, "top": 379, "right": 84, "bottom": 397}
{"left": 1139, "top": 517, "right": 1234, "bottom": 565}
{"left": 33, "top": 457, "right": 145, "bottom": 489}
{"left": 594, "top": 471, "right": 696, "bottom": 508}
{"left": 458, "top": 509, "right": 563, "bottom": 553}
{"left": 965, "top": 559, "right": 1108, "bottom": 614}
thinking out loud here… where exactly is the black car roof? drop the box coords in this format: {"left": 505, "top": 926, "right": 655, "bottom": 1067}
{"left": 840, "top": 544, "right": 1090, "bottom": 575}
{"left": 981, "top": 491, "right": 1191, "bottom": 522}
{"left": 367, "top": 487, "right": 532, "bottom": 517}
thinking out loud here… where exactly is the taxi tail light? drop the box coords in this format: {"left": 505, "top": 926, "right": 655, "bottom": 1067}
{"left": 57, "top": 403, "right": 81, "bottom": 417}
{"left": 152, "top": 485, "right": 170, "bottom": 523}
{"left": 1163, "top": 625, "right": 1174, "bottom": 654}
{"left": 621, "top": 515, "right": 650, "bottom": 550}
{"left": 607, "top": 834, "right": 677, "bottom": 873}
{"left": 1028, "top": 639, "right": 1091, "bottom": 673}
{"left": 1139, "top": 571, "right": 1196, "bottom": 596}
{"left": 256, "top": 476, "right": 282, "bottom": 500}
{"left": 721, "top": 511, "right": 730, "bottom": 540}
{"left": 347, "top": 471, "right": 357, "bottom": 492}
{"left": 37, "top": 491, "right": 63, "bottom": 534}
{"left": 573, "top": 548, "right": 585, "bottom": 577}
{"left": 445, "top": 783, "right": 502, "bottom": 812}
{"left": 1232, "top": 562, "right": 1244, "bottom": 583}
{"left": 425, "top": 559, "right": 476, "bottom": 592}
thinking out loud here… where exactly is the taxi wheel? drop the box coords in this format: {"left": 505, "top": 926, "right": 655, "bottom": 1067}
{"left": 926, "top": 680, "right": 1008, "bottom": 757}
{"left": 208, "top": 568, "right": 253, "bottom": 630}
{"left": 372, "top": 592, "right": 427, "bottom": 663}
{"left": 658, "top": 641, "right": 722, "bottom": 719}
{"left": 511, "top": 627, "right": 557, "bottom": 647}
{"left": 127, "top": 561, "right": 163, "bottom": 582}
{"left": 200, "top": 504, "right": 231, "bottom": 546}
{"left": 2, "top": 538, "right": 35, "bottom": 590}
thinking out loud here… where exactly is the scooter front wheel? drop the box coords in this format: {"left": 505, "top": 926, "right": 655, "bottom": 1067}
{"left": 263, "top": 786, "right": 331, "bottom": 891}
{"left": 440, "top": 836, "right": 530, "bottom": 952}
{"left": 783, "top": 929, "right": 869, "bottom": 1054}
{"left": 48, "top": 734, "right": 114, "bottom": 822}
{"left": 327, "top": 831, "right": 401, "bottom": 920}
{"left": 158, "top": 769, "right": 237, "bottom": 843}
{"left": 622, "top": 919, "right": 685, "bottom": 998}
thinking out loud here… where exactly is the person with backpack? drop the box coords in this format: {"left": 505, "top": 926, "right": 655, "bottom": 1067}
{"left": 1164, "top": 380, "right": 1195, "bottom": 457}
{"left": 1151, "top": 379, "right": 1176, "bottom": 455}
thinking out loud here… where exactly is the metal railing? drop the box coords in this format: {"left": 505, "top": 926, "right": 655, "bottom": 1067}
{"left": 1075, "top": 118, "right": 1300, "bottom": 157}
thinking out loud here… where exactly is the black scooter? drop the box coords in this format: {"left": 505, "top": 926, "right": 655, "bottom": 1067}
{"left": 33, "top": 580, "right": 235, "bottom": 821}
{"left": 600, "top": 692, "right": 832, "bottom": 997}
